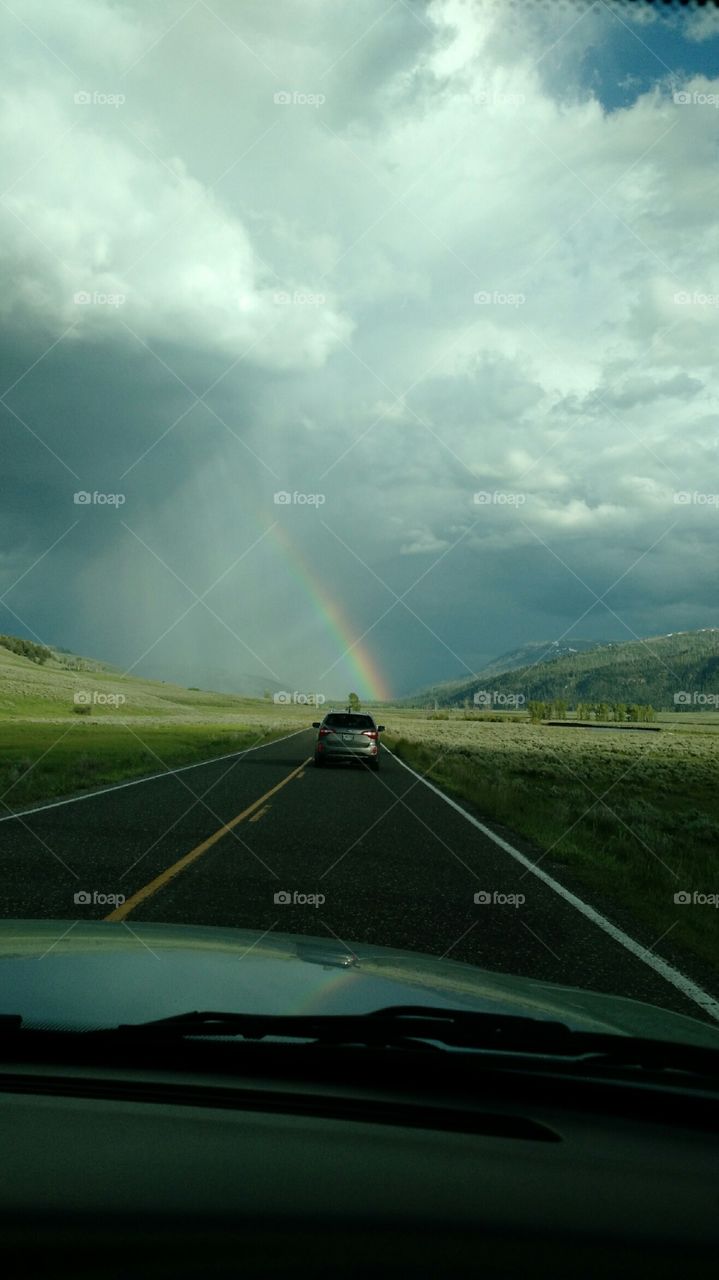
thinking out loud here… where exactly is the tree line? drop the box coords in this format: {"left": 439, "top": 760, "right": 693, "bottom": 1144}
{"left": 0, "top": 635, "right": 52, "bottom": 665}
{"left": 527, "top": 700, "right": 655, "bottom": 724}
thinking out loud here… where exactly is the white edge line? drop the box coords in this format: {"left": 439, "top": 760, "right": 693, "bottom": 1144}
{"left": 384, "top": 746, "right": 719, "bottom": 1024}
{"left": 0, "top": 728, "right": 309, "bottom": 823}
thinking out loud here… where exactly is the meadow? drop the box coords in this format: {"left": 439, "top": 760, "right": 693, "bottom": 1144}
{"left": 0, "top": 646, "right": 307, "bottom": 808}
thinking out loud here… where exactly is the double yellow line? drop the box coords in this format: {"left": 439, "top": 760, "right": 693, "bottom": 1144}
{"left": 105, "top": 757, "right": 311, "bottom": 922}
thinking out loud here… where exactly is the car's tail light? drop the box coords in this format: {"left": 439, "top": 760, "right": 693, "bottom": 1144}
{"left": 362, "top": 730, "right": 378, "bottom": 740}
{"left": 318, "top": 726, "right": 333, "bottom": 737}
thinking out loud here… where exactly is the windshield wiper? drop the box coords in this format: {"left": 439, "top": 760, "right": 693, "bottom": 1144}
{"left": 3, "top": 1006, "right": 718, "bottom": 1077}
{"left": 93, "top": 1004, "right": 719, "bottom": 1075}
{"left": 111, "top": 1004, "right": 572, "bottom": 1051}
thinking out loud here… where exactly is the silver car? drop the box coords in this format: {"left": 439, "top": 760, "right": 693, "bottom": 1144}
{"left": 312, "top": 711, "right": 385, "bottom": 770}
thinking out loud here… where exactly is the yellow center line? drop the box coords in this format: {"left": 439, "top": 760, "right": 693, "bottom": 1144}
{"left": 104, "top": 758, "right": 312, "bottom": 922}
{"left": 249, "top": 804, "right": 271, "bottom": 823}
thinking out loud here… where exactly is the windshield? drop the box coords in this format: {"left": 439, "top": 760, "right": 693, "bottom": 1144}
{"left": 323, "top": 714, "right": 376, "bottom": 729}
{"left": 1, "top": 0, "right": 718, "bottom": 1046}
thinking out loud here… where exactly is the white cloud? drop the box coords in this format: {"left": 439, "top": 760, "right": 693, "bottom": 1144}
{"left": 399, "top": 528, "right": 451, "bottom": 555}
{"left": 685, "top": 7, "right": 719, "bottom": 43}
{"left": 0, "top": 9, "right": 352, "bottom": 367}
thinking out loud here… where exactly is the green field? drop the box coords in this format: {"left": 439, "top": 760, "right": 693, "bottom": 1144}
{"left": 0, "top": 646, "right": 310, "bottom": 807}
{"left": 0, "top": 721, "right": 300, "bottom": 809}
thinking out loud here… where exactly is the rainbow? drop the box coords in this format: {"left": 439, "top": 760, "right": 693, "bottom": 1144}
{"left": 268, "top": 521, "right": 392, "bottom": 703}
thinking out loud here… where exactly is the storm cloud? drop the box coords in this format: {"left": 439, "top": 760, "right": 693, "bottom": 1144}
{"left": 2, "top": 0, "right": 718, "bottom": 698}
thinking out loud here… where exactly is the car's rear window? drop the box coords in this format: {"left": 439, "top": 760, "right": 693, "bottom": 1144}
{"left": 323, "top": 714, "right": 375, "bottom": 729}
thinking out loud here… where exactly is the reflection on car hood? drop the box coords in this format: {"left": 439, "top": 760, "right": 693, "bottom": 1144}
{"left": 1, "top": 919, "right": 718, "bottom": 1048}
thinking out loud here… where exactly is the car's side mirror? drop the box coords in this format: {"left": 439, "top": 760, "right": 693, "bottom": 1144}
{"left": 312, "top": 721, "right": 320, "bottom": 728}
{"left": 377, "top": 725, "right": 385, "bottom": 732}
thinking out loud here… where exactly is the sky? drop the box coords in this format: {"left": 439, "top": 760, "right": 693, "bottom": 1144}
{"left": 2, "top": 0, "right": 719, "bottom": 701}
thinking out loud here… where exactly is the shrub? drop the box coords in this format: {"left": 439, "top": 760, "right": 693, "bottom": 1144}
{"left": 0, "top": 635, "right": 52, "bottom": 664}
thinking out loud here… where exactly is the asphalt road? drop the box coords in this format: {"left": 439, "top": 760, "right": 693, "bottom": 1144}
{"left": 1, "top": 728, "right": 716, "bottom": 1021}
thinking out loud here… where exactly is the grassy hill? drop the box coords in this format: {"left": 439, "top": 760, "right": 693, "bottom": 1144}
{"left": 0, "top": 643, "right": 259, "bottom": 720}
{"left": 0, "top": 641, "right": 311, "bottom": 808}
{"left": 409, "top": 629, "right": 719, "bottom": 710}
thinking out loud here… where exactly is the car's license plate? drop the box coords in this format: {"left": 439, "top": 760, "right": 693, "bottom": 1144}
{"left": 342, "top": 734, "right": 354, "bottom": 743}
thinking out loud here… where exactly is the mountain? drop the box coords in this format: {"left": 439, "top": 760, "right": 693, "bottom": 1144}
{"left": 403, "top": 639, "right": 607, "bottom": 705}
{"left": 405, "top": 629, "right": 719, "bottom": 710}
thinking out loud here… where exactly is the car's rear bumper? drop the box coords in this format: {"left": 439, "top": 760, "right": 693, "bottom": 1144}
{"left": 315, "top": 743, "right": 380, "bottom": 763}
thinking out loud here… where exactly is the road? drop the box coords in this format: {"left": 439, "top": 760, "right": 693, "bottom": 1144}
{"left": 1, "top": 728, "right": 717, "bottom": 1022}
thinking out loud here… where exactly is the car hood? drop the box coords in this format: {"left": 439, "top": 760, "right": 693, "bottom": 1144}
{"left": 1, "top": 919, "right": 718, "bottom": 1049}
